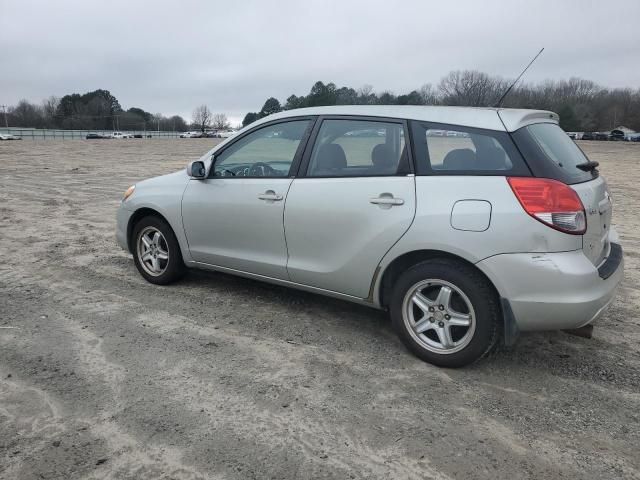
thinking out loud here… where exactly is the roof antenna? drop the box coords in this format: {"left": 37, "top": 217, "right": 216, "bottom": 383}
{"left": 494, "top": 47, "right": 544, "bottom": 108}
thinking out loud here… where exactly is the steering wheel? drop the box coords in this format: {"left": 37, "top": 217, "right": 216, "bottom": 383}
{"left": 249, "top": 162, "right": 277, "bottom": 177}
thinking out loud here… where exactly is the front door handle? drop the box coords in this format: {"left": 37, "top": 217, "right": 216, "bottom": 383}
{"left": 258, "top": 190, "right": 283, "bottom": 201}
{"left": 370, "top": 194, "right": 404, "bottom": 206}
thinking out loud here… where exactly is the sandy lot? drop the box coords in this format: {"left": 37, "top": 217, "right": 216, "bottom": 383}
{"left": 1, "top": 138, "right": 639, "bottom": 479}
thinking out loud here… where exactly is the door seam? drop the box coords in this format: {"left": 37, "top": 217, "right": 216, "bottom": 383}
{"left": 282, "top": 178, "right": 296, "bottom": 281}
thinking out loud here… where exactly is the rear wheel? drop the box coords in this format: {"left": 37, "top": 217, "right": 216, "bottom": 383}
{"left": 390, "top": 259, "right": 500, "bottom": 367}
{"left": 132, "top": 216, "right": 185, "bottom": 284}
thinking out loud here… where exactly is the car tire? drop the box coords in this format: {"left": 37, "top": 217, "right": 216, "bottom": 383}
{"left": 132, "top": 216, "right": 186, "bottom": 285}
{"left": 390, "top": 258, "right": 500, "bottom": 368}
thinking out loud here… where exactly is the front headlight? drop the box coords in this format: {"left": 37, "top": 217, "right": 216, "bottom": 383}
{"left": 123, "top": 185, "right": 135, "bottom": 202}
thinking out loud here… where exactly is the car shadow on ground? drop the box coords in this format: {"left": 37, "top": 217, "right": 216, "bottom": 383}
{"left": 175, "top": 267, "right": 589, "bottom": 366}
{"left": 118, "top": 259, "right": 631, "bottom": 382}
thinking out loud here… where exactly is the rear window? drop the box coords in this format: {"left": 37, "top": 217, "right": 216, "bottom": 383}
{"left": 511, "top": 123, "right": 595, "bottom": 184}
{"left": 410, "top": 121, "right": 530, "bottom": 176}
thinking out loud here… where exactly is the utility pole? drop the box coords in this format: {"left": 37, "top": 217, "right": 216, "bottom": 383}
{"left": 0, "top": 105, "right": 8, "bottom": 128}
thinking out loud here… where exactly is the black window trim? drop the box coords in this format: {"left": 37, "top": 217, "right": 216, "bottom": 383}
{"left": 207, "top": 116, "right": 318, "bottom": 179}
{"left": 410, "top": 120, "right": 532, "bottom": 177}
{"left": 296, "top": 115, "right": 415, "bottom": 179}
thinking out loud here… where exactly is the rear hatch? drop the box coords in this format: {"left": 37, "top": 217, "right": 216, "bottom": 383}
{"left": 510, "top": 121, "right": 612, "bottom": 266}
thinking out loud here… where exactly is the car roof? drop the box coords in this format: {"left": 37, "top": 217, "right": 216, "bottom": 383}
{"left": 252, "top": 105, "right": 558, "bottom": 132}
{"left": 201, "top": 105, "right": 560, "bottom": 161}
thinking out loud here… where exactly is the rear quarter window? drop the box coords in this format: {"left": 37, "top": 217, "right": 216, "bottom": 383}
{"left": 511, "top": 122, "right": 595, "bottom": 184}
{"left": 410, "top": 121, "right": 530, "bottom": 176}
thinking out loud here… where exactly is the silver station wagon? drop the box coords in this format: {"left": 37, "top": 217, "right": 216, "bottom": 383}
{"left": 116, "top": 106, "right": 623, "bottom": 367}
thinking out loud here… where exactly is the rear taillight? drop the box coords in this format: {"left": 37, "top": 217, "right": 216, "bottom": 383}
{"left": 507, "top": 177, "right": 586, "bottom": 235}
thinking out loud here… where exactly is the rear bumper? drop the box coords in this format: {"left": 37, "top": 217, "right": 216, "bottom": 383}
{"left": 477, "top": 243, "right": 624, "bottom": 331}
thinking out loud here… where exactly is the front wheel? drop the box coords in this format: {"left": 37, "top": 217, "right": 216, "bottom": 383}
{"left": 390, "top": 259, "right": 500, "bottom": 368}
{"left": 132, "top": 216, "right": 185, "bottom": 285}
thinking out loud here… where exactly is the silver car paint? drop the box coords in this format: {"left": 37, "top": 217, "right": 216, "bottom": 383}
{"left": 181, "top": 177, "right": 294, "bottom": 279}
{"left": 120, "top": 170, "right": 193, "bottom": 261}
{"left": 284, "top": 176, "right": 416, "bottom": 298}
{"left": 476, "top": 234, "right": 623, "bottom": 330}
{"left": 570, "top": 176, "right": 613, "bottom": 266}
{"left": 117, "top": 106, "right": 623, "bottom": 333}
{"left": 371, "top": 175, "right": 583, "bottom": 307}
{"left": 497, "top": 109, "right": 559, "bottom": 131}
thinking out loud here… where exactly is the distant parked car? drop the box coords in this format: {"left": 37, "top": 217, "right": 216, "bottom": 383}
{"left": 86, "top": 133, "right": 107, "bottom": 139}
{"left": 134, "top": 134, "right": 143, "bottom": 139}
{"left": 581, "top": 132, "right": 595, "bottom": 140}
{"left": 218, "top": 130, "right": 237, "bottom": 138}
{"left": 427, "top": 129, "right": 445, "bottom": 137}
{"left": 0, "top": 133, "right": 22, "bottom": 140}
{"left": 566, "top": 132, "right": 577, "bottom": 140}
{"left": 180, "top": 131, "right": 203, "bottom": 138}
{"left": 627, "top": 133, "right": 640, "bottom": 142}
{"left": 594, "top": 132, "right": 609, "bottom": 141}
{"left": 608, "top": 130, "right": 626, "bottom": 141}
{"left": 111, "top": 132, "right": 133, "bottom": 139}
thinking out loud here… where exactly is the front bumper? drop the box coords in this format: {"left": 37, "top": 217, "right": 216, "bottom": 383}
{"left": 478, "top": 243, "right": 624, "bottom": 331}
{"left": 116, "top": 204, "right": 134, "bottom": 252}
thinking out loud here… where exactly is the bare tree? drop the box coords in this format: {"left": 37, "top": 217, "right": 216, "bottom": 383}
{"left": 10, "top": 99, "right": 45, "bottom": 127}
{"left": 418, "top": 84, "right": 439, "bottom": 105}
{"left": 192, "top": 105, "right": 212, "bottom": 132}
{"left": 42, "top": 96, "right": 59, "bottom": 126}
{"left": 438, "top": 70, "right": 508, "bottom": 107}
{"left": 211, "top": 113, "right": 230, "bottom": 130}
{"left": 357, "top": 84, "right": 376, "bottom": 105}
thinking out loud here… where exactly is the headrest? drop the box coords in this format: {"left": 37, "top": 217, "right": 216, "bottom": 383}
{"left": 315, "top": 144, "right": 347, "bottom": 170}
{"left": 371, "top": 144, "right": 395, "bottom": 166}
{"left": 442, "top": 148, "right": 476, "bottom": 170}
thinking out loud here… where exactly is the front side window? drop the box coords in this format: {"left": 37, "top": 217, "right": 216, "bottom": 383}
{"left": 307, "top": 119, "right": 406, "bottom": 177}
{"left": 411, "top": 121, "right": 529, "bottom": 176}
{"left": 212, "top": 120, "right": 310, "bottom": 177}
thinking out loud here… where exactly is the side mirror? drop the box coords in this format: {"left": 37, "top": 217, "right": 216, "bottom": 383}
{"left": 187, "top": 160, "right": 206, "bottom": 179}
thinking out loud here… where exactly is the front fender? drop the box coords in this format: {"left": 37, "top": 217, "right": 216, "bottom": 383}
{"left": 123, "top": 174, "right": 192, "bottom": 262}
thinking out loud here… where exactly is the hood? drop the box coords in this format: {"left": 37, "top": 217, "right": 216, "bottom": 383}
{"left": 136, "top": 169, "right": 189, "bottom": 189}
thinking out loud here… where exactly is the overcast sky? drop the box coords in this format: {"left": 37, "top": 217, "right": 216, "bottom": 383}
{"left": 2, "top": 0, "right": 639, "bottom": 125}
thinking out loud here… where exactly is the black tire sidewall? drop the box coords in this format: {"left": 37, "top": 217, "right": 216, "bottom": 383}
{"left": 390, "top": 260, "right": 499, "bottom": 368}
{"left": 132, "top": 216, "right": 185, "bottom": 285}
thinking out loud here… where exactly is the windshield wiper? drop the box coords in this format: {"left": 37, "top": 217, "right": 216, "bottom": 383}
{"left": 575, "top": 160, "right": 599, "bottom": 172}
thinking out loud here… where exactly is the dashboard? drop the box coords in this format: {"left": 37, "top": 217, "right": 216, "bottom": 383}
{"left": 213, "top": 162, "right": 289, "bottom": 177}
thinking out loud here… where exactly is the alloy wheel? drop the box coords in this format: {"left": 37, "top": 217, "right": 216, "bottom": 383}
{"left": 402, "top": 279, "right": 476, "bottom": 355}
{"left": 136, "top": 226, "right": 170, "bottom": 277}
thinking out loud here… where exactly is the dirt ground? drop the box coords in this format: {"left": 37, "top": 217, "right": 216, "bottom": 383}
{"left": 0, "top": 138, "right": 639, "bottom": 480}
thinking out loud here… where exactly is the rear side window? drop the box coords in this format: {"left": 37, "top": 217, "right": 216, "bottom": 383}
{"left": 410, "top": 121, "right": 529, "bottom": 176}
{"left": 307, "top": 119, "right": 407, "bottom": 177}
{"left": 511, "top": 123, "right": 595, "bottom": 184}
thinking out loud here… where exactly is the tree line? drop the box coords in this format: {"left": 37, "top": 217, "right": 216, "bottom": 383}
{"left": 242, "top": 71, "right": 640, "bottom": 132}
{"left": 1, "top": 89, "right": 217, "bottom": 133}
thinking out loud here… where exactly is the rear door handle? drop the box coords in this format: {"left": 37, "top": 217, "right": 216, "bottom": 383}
{"left": 370, "top": 195, "right": 404, "bottom": 206}
{"left": 258, "top": 190, "right": 283, "bottom": 201}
